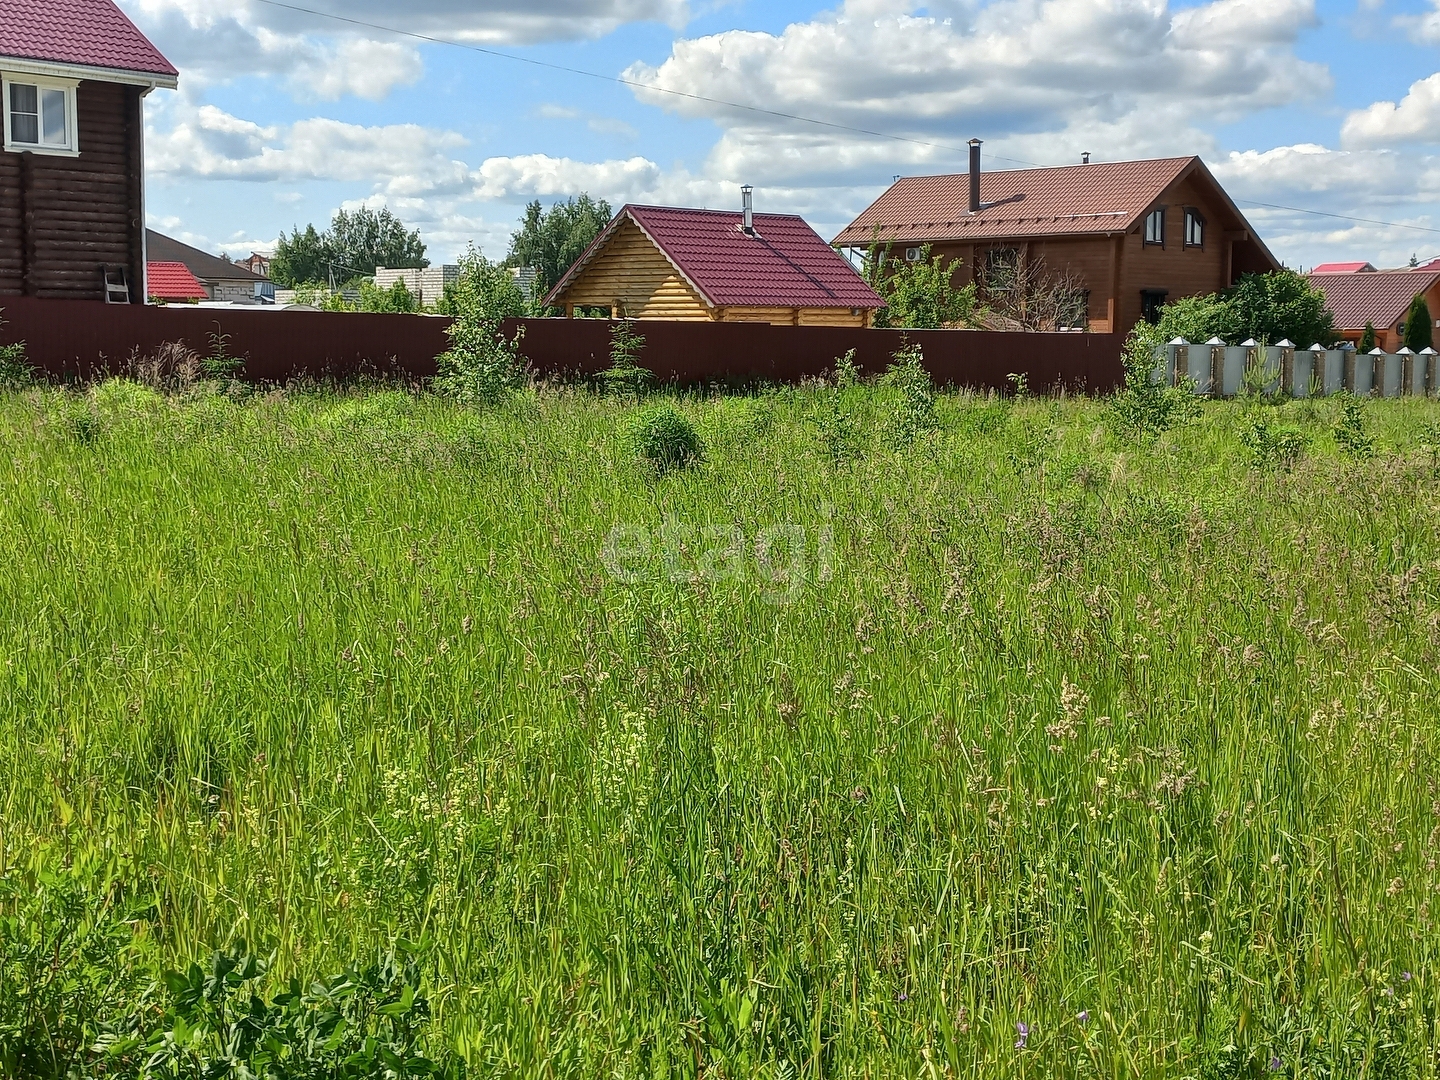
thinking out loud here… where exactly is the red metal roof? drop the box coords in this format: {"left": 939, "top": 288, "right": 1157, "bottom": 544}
{"left": 1311, "top": 261, "right": 1376, "bottom": 274}
{"left": 548, "top": 205, "right": 884, "bottom": 310}
{"left": 1305, "top": 269, "right": 1440, "bottom": 331}
{"left": 147, "top": 261, "right": 208, "bottom": 301}
{"left": 0, "top": 0, "right": 177, "bottom": 78}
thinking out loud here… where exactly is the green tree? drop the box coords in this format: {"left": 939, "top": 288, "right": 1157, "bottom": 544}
{"left": 1217, "top": 270, "right": 1336, "bottom": 346}
{"left": 269, "top": 208, "right": 427, "bottom": 288}
{"left": 506, "top": 195, "right": 612, "bottom": 302}
{"left": 433, "top": 247, "right": 529, "bottom": 404}
{"left": 269, "top": 223, "right": 328, "bottom": 288}
{"left": 1404, "top": 293, "right": 1433, "bottom": 351}
{"left": 1359, "top": 322, "right": 1377, "bottom": 353}
{"left": 358, "top": 278, "right": 419, "bottom": 314}
{"left": 865, "top": 243, "right": 981, "bottom": 329}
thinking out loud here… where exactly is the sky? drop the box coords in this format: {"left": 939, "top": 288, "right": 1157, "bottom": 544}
{"left": 122, "top": 0, "right": 1440, "bottom": 271}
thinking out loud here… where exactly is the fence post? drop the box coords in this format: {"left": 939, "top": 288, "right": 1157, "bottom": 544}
{"left": 1422, "top": 347, "right": 1439, "bottom": 398}
{"left": 1276, "top": 339, "right": 1296, "bottom": 397}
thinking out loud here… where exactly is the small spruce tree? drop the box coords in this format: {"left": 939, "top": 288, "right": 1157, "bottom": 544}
{"left": 1404, "top": 294, "right": 1433, "bottom": 352}
{"left": 1358, "top": 322, "right": 1377, "bottom": 354}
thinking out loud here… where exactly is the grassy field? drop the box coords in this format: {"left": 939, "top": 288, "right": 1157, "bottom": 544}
{"left": 2, "top": 378, "right": 1439, "bottom": 1077}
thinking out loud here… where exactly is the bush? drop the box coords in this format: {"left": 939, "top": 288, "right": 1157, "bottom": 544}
{"left": 1403, "top": 293, "right": 1432, "bottom": 352}
{"left": 627, "top": 404, "right": 703, "bottom": 472}
{"left": 866, "top": 243, "right": 982, "bottom": 329}
{"left": 599, "top": 321, "right": 653, "bottom": 397}
{"left": 880, "top": 342, "right": 937, "bottom": 443}
{"left": 0, "top": 311, "right": 32, "bottom": 390}
{"left": 1358, "top": 323, "right": 1377, "bottom": 354}
{"left": 832, "top": 349, "right": 861, "bottom": 388}
{"left": 1144, "top": 270, "right": 1337, "bottom": 348}
{"left": 433, "top": 248, "right": 529, "bottom": 405}
{"left": 1108, "top": 332, "right": 1199, "bottom": 439}
{"left": 1238, "top": 414, "right": 1306, "bottom": 470}
{"left": 1334, "top": 395, "right": 1375, "bottom": 459}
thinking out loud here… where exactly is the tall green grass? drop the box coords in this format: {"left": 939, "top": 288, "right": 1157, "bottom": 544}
{"left": 1, "top": 380, "right": 1439, "bottom": 1077}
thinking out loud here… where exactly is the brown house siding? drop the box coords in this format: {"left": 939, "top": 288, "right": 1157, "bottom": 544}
{"left": 0, "top": 81, "right": 145, "bottom": 302}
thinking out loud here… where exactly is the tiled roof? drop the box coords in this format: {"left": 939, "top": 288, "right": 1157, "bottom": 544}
{"left": 148, "top": 230, "right": 266, "bottom": 283}
{"left": 834, "top": 157, "right": 1201, "bottom": 245}
{"left": 549, "top": 205, "right": 883, "bottom": 310}
{"left": 1311, "top": 261, "right": 1376, "bottom": 274}
{"left": 147, "top": 261, "right": 209, "bottom": 301}
{"left": 1306, "top": 269, "right": 1440, "bottom": 331}
{"left": 0, "top": 0, "right": 177, "bottom": 78}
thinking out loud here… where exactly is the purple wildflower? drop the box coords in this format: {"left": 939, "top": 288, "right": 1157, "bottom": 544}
{"left": 895, "top": 992, "right": 908, "bottom": 1003}
{"left": 1402, "top": 971, "right": 1413, "bottom": 982}
{"left": 1076, "top": 1010, "right": 1089, "bottom": 1024}
{"left": 1269, "top": 1056, "right": 1282, "bottom": 1072}
{"left": 1014, "top": 1021, "right": 1030, "bottom": 1049}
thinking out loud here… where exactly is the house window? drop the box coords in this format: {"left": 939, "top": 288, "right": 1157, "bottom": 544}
{"left": 2, "top": 75, "right": 78, "bottom": 155}
{"left": 1144, "top": 208, "right": 1165, "bottom": 246}
{"left": 983, "top": 246, "right": 1019, "bottom": 292}
{"left": 1184, "top": 208, "right": 1205, "bottom": 248}
{"left": 1140, "top": 289, "right": 1168, "bottom": 324}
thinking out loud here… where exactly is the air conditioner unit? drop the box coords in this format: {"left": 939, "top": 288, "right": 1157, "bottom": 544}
{"left": 904, "top": 247, "right": 923, "bottom": 263}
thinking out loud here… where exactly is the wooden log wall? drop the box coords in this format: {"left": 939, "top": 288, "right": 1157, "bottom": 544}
{"left": 0, "top": 81, "right": 144, "bottom": 301}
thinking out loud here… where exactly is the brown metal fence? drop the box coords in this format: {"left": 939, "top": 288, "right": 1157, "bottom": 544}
{"left": 0, "top": 297, "right": 1125, "bottom": 392}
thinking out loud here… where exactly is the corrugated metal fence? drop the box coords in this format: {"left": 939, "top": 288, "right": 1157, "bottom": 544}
{"left": 0, "top": 298, "right": 1125, "bottom": 392}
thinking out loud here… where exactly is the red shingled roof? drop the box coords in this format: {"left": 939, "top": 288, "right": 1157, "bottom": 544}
{"left": 147, "top": 261, "right": 208, "bottom": 301}
{"left": 1305, "top": 269, "right": 1440, "bottom": 331}
{"left": 1311, "top": 261, "right": 1376, "bottom": 274}
{"left": 547, "top": 205, "right": 883, "bottom": 310}
{"left": 0, "top": 0, "right": 177, "bottom": 79}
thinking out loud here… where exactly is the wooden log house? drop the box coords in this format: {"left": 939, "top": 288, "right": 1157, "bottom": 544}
{"left": 1, "top": 0, "right": 177, "bottom": 304}
{"left": 545, "top": 197, "right": 884, "bottom": 326}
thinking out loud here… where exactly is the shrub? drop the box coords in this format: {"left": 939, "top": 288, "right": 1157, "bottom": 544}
{"left": 814, "top": 392, "right": 863, "bottom": 464}
{"left": 880, "top": 342, "right": 937, "bottom": 443}
{"left": 1403, "top": 293, "right": 1432, "bottom": 352}
{"left": 202, "top": 327, "right": 243, "bottom": 380}
{"left": 832, "top": 349, "right": 861, "bottom": 388}
{"left": 866, "top": 243, "right": 981, "bottom": 329}
{"left": 1334, "top": 395, "right": 1375, "bottom": 459}
{"left": 1144, "top": 270, "right": 1337, "bottom": 348}
{"left": 627, "top": 404, "right": 703, "bottom": 472}
{"left": 433, "top": 248, "right": 529, "bottom": 405}
{"left": 1238, "top": 414, "right": 1306, "bottom": 470}
{"left": 0, "top": 311, "right": 32, "bottom": 390}
{"left": 1108, "top": 332, "right": 1198, "bottom": 438}
{"left": 599, "top": 321, "right": 654, "bottom": 397}
{"left": 1358, "top": 323, "right": 1377, "bottom": 354}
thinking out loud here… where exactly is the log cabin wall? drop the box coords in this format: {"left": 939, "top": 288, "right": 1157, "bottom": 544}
{"left": 0, "top": 80, "right": 144, "bottom": 302}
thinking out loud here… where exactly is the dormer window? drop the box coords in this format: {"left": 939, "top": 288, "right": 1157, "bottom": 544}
{"left": 1184, "top": 208, "right": 1205, "bottom": 248}
{"left": 1144, "top": 208, "right": 1165, "bottom": 246}
{"left": 2, "top": 75, "right": 78, "bottom": 156}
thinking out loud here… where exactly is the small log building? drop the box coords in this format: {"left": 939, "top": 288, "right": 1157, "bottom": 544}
{"left": 1, "top": 0, "right": 177, "bottom": 304}
{"left": 546, "top": 202, "right": 884, "bottom": 326}
{"left": 833, "top": 152, "right": 1280, "bottom": 338}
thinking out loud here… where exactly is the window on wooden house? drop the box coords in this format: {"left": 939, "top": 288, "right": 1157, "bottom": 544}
{"left": 982, "top": 246, "right": 1020, "bottom": 293}
{"left": 2, "top": 75, "right": 78, "bottom": 155}
{"left": 1140, "top": 289, "right": 1168, "bottom": 324}
{"left": 1184, "top": 208, "right": 1205, "bottom": 248}
{"left": 1144, "top": 208, "right": 1165, "bottom": 246}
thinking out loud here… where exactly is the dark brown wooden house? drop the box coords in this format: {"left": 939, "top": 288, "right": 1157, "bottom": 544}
{"left": 1, "top": 0, "right": 177, "bottom": 303}
{"left": 833, "top": 149, "right": 1279, "bottom": 338}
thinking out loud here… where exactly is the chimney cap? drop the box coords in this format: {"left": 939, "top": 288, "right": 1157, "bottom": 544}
{"left": 1082, "top": 152, "right": 1091, "bottom": 164}
{"left": 967, "top": 137, "right": 982, "bottom": 147}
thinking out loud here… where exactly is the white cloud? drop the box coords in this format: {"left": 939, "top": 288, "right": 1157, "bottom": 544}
{"left": 1341, "top": 73, "right": 1440, "bottom": 148}
{"left": 1397, "top": 0, "right": 1440, "bottom": 43}
{"left": 622, "top": 0, "right": 1329, "bottom": 183}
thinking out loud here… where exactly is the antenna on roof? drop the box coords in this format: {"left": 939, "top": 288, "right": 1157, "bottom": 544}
{"left": 741, "top": 185, "right": 755, "bottom": 236}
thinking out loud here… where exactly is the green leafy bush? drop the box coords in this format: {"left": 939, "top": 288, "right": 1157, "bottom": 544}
{"left": 1238, "top": 414, "right": 1306, "bottom": 470}
{"left": 598, "top": 321, "right": 653, "bottom": 397}
{"left": 832, "top": 348, "right": 861, "bottom": 388}
{"left": 0, "top": 311, "right": 32, "bottom": 389}
{"left": 433, "top": 249, "right": 529, "bottom": 405}
{"left": 627, "top": 404, "right": 703, "bottom": 472}
{"left": 1108, "top": 334, "right": 1198, "bottom": 438}
{"left": 1139, "top": 270, "right": 1337, "bottom": 348}
{"left": 1334, "top": 395, "right": 1375, "bottom": 459}
{"left": 880, "top": 342, "right": 937, "bottom": 443}
{"left": 865, "top": 243, "right": 981, "bottom": 329}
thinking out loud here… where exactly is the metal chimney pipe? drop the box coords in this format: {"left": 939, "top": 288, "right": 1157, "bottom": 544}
{"left": 741, "top": 185, "right": 754, "bottom": 235}
{"left": 968, "top": 139, "right": 982, "bottom": 213}
{"left": 1082, "top": 152, "right": 1091, "bottom": 164}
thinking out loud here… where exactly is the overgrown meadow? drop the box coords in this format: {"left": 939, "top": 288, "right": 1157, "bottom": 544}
{"left": 2, "top": 375, "right": 1440, "bottom": 1077}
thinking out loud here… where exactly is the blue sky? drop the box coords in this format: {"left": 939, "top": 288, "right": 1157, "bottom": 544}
{"left": 122, "top": 0, "right": 1440, "bottom": 270}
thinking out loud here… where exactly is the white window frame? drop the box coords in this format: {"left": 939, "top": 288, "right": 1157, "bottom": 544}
{"left": 1144, "top": 207, "right": 1165, "bottom": 246}
{"left": 1184, "top": 208, "right": 1205, "bottom": 249}
{"left": 2, "top": 73, "right": 80, "bottom": 157}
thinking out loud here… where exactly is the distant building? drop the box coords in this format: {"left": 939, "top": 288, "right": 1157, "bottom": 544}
{"left": 374, "top": 265, "right": 458, "bottom": 306}
{"left": 146, "top": 261, "right": 208, "bottom": 303}
{"left": 1311, "top": 261, "right": 1377, "bottom": 274}
{"left": 510, "top": 265, "right": 539, "bottom": 301}
{"left": 239, "top": 252, "right": 271, "bottom": 277}
{"left": 546, "top": 197, "right": 883, "bottom": 326}
{"left": 1306, "top": 267, "right": 1440, "bottom": 350}
{"left": 146, "top": 230, "right": 273, "bottom": 303}
{"left": 833, "top": 150, "right": 1279, "bottom": 338}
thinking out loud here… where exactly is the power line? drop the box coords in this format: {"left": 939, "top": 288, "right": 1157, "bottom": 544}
{"left": 1237, "top": 199, "right": 1440, "bottom": 237}
{"left": 249, "top": 0, "right": 1046, "bottom": 167}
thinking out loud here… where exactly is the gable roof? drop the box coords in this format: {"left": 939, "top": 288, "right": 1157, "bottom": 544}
{"left": 547, "top": 205, "right": 884, "bottom": 310}
{"left": 147, "top": 261, "right": 209, "bottom": 301}
{"left": 148, "top": 230, "right": 265, "bottom": 283}
{"left": 832, "top": 157, "right": 1277, "bottom": 273}
{"left": 1305, "top": 268, "right": 1440, "bottom": 330}
{"left": 1311, "top": 261, "right": 1376, "bottom": 274}
{"left": 0, "top": 0, "right": 177, "bottom": 83}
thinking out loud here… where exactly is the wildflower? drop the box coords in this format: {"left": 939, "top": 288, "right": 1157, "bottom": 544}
{"left": 895, "top": 991, "right": 908, "bottom": 1003}
{"left": 1076, "top": 1010, "right": 1089, "bottom": 1024}
{"left": 1014, "top": 1022, "right": 1030, "bottom": 1049}
{"left": 1403, "top": 971, "right": 1413, "bottom": 982}
{"left": 1269, "top": 1055, "right": 1282, "bottom": 1071}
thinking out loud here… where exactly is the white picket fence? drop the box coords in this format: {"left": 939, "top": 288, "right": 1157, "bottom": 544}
{"left": 1154, "top": 338, "right": 1440, "bottom": 398}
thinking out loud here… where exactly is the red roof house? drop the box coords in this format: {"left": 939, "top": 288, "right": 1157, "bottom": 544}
{"left": 1311, "top": 261, "right": 1377, "bottom": 274}
{"left": 546, "top": 199, "right": 884, "bottom": 326}
{"left": 146, "top": 261, "right": 209, "bottom": 302}
{"left": 2, "top": 0, "right": 177, "bottom": 304}
{"left": 1306, "top": 268, "right": 1440, "bottom": 351}
{"left": 833, "top": 152, "right": 1278, "bottom": 337}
